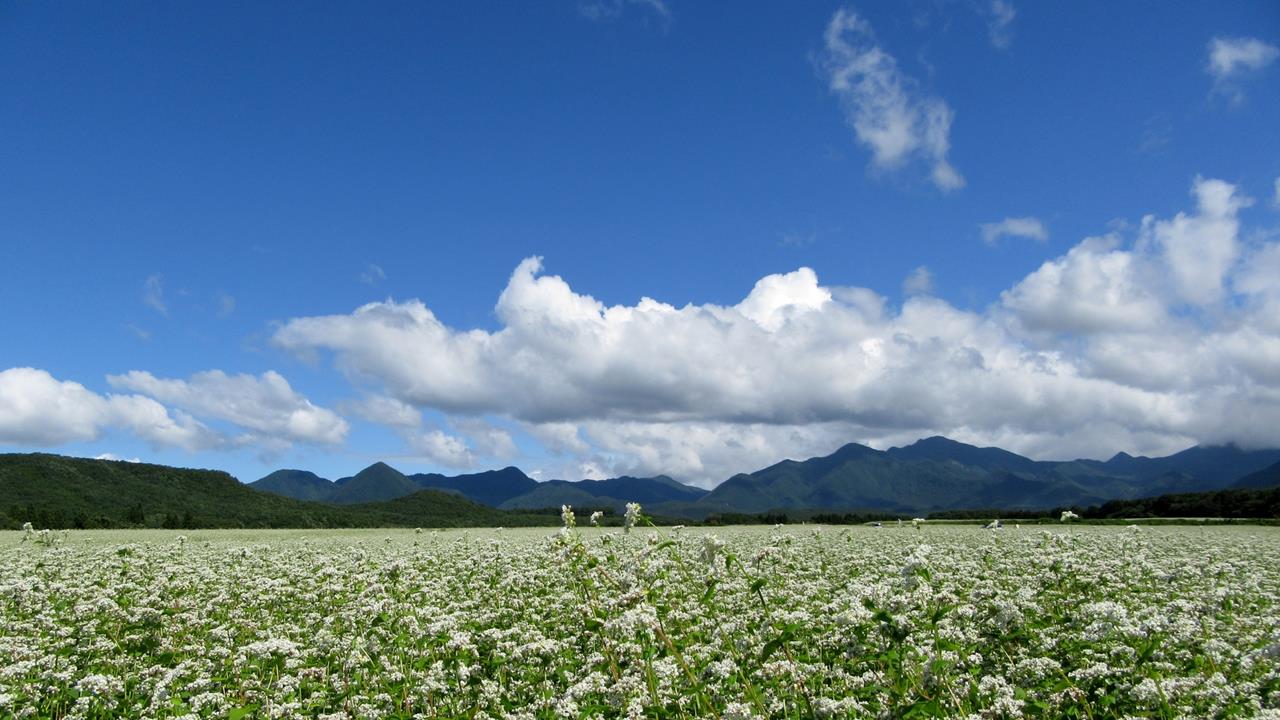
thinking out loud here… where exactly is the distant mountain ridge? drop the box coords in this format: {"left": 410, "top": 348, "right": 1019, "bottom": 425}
{"left": 5, "top": 437, "right": 1280, "bottom": 530}
{"left": 246, "top": 436, "right": 1280, "bottom": 518}
{"left": 499, "top": 475, "right": 705, "bottom": 513}
{"left": 1233, "top": 460, "right": 1280, "bottom": 490}
{"left": 662, "top": 437, "right": 1280, "bottom": 517}
{"left": 411, "top": 467, "right": 540, "bottom": 507}
{"left": 248, "top": 463, "right": 706, "bottom": 510}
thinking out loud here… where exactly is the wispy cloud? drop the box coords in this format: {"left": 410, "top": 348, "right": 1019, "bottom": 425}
{"left": 143, "top": 275, "right": 167, "bottom": 316}
{"left": 779, "top": 231, "right": 817, "bottom": 249}
{"left": 579, "top": 0, "right": 670, "bottom": 25}
{"left": 820, "top": 8, "right": 964, "bottom": 192}
{"left": 1136, "top": 113, "right": 1173, "bottom": 155}
{"left": 359, "top": 263, "right": 386, "bottom": 285}
{"left": 1207, "top": 36, "right": 1278, "bottom": 103}
{"left": 985, "top": 0, "right": 1017, "bottom": 49}
{"left": 124, "top": 324, "right": 151, "bottom": 342}
{"left": 981, "top": 216, "right": 1048, "bottom": 246}
{"left": 217, "top": 293, "right": 236, "bottom": 318}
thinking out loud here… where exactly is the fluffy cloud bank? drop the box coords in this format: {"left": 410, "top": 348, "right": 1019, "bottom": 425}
{"left": 106, "top": 370, "right": 349, "bottom": 446}
{"left": 272, "top": 176, "right": 1280, "bottom": 484}
{"left": 0, "top": 367, "right": 346, "bottom": 456}
{"left": 0, "top": 368, "right": 215, "bottom": 450}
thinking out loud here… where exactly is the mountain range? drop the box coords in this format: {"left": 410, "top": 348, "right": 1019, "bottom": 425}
{"left": 250, "top": 462, "right": 706, "bottom": 511}
{"left": 247, "top": 436, "right": 1280, "bottom": 518}
{"left": 4, "top": 434, "right": 1280, "bottom": 530}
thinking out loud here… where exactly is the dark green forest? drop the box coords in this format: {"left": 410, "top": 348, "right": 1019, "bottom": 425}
{"left": 0, "top": 454, "right": 561, "bottom": 530}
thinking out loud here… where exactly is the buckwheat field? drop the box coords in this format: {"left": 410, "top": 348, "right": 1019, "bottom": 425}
{"left": 2, "top": 520, "right": 1278, "bottom": 719}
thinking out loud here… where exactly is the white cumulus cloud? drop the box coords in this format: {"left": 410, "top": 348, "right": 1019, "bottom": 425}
{"left": 820, "top": 8, "right": 964, "bottom": 191}
{"left": 0, "top": 367, "right": 216, "bottom": 451}
{"left": 271, "top": 177, "right": 1280, "bottom": 484}
{"left": 451, "top": 418, "right": 518, "bottom": 460}
{"left": 1002, "top": 233, "right": 1166, "bottom": 334}
{"left": 1141, "top": 176, "right": 1248, "bottom": 306}
{"left": 407, "top": 429, "right": 474, "bottom": 469}
{"left": 106, "top": 370, "right": 348, "bottom": 446}
{"left": 342, "top": 394, "right": 422, "bottom": 429}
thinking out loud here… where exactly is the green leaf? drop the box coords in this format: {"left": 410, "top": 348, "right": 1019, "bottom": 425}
{"left": 759, "top": 628, "right": 795, "bottom": 663}
{"left": 702, "top": 580, "right": 718, "bottom": 602}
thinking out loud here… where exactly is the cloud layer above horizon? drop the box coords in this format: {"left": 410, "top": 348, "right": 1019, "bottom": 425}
{"left": 261, "top": 176, "right": 1277, "bottom": 483}
{"left": 2, "top": 175, "right": 1278, "bottom": 485}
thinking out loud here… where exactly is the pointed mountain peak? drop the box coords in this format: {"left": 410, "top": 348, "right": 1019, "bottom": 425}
{"left": 354, "top": 461, "right": 405, "bottom": 478}
{"left": 885, "top": 435, "right": 1038, "bottom": 472}
{"left": 911, "top": 435, "right": 972, "bottom": 449}
{"left": 830, "top": 442, "right": 881, "bottom": 458}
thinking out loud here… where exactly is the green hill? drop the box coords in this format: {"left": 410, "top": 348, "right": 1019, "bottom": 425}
{"left": 328, "top": 462, "right": 422, "bottom": 504}
{"left": 1087, "top": 485, "right": 1280, "bottom": 519}
{"left": 354, "top": 489, "right": 555, "bottom": 527}
{"left": 0, "top": 454, "right": 356, "bottom": 529}
{"left": 249, "top": 469, "right": 334, "bottom": 502}
{"left": 0, "top": 454, "right": 559, "bottom": 529}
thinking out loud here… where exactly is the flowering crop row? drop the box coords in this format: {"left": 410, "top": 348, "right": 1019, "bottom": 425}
{"left": 1, "top": 523, "right": 1277, "bottom": 718}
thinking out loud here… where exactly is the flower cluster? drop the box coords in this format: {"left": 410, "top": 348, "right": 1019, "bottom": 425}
{"left": 623, "top": 502, "right": 642, "bottom": 533}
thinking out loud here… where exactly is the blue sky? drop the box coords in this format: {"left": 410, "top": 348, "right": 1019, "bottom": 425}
{"left": 2, "top": 1, "right": 1279, "bottom": 486}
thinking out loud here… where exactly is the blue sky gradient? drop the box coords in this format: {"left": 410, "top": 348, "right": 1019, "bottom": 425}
{"left": 2, "top": 1, "right": 1278, "bottom": 485}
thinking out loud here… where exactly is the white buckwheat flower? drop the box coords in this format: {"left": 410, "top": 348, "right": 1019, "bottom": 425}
{"left": 623, "top": 502, "right": 641, "bottom": 533}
